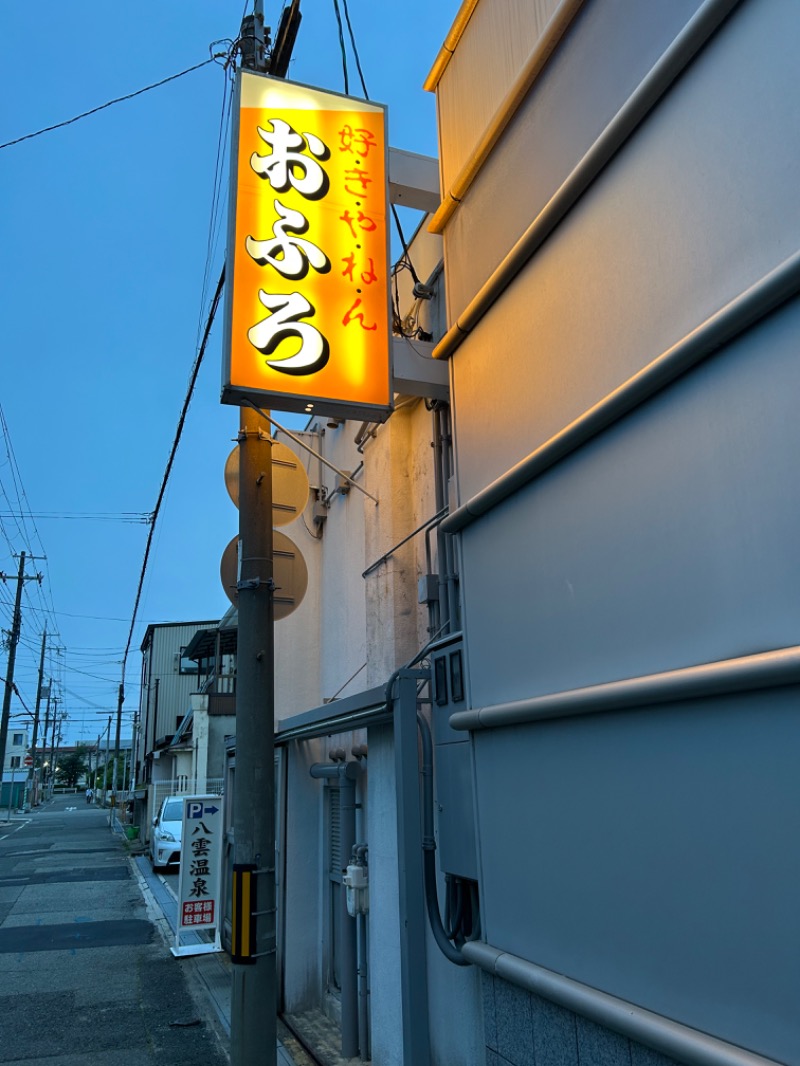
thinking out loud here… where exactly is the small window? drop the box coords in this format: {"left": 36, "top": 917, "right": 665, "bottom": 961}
{"left": 434, "top": 656, "right": 448, "bottom": 705}
{"left": 9, "top": 756, "right": 20, "bottom": 768}
{"left": 178, "top": 647, "right": 199, "bottom": 674}
{"left": 12, "top": 733, "right": 23, "bottom": 746}
{"left": 450, "top": 650, "right": 464, "bottom": 703}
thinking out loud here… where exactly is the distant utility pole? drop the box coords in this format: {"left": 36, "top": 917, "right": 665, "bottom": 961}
{"left": 0, "top": 552, "right": 42, "bottom": 789}
{"left": 40, "top": 682, "right": 52, "bottom": 791}
{"left": 103, "top": 715, "right": 111, "bottom": 801}
{"left": 111, "top": 681, "right": 124, "bottom": 817}
{"left": 23, "top": 626, "right": 47, "bottom": 811}
{"left": 48, "top": 696, "right": 59, "bottom": 793}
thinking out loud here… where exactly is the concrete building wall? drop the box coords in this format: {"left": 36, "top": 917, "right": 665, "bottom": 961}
{"left": 431, "top": 0, "right": 800, "bottom": 1063}
{"left": 364, "top": 399, "right": 439, "bottom": 686}
{"left": 277, "top": 211, "right": 483, "bottom": 1061}
{"left": 313, "top": 423, "right": 369, "bottom": 703}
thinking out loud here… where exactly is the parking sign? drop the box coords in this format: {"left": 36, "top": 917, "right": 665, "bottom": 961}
{"left": 171, "top": 794, "right": 224, "bottom": 958}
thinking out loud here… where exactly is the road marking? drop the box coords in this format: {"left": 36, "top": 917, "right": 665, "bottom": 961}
{"left": 0, "top": 819, "right": 31, "bottom": 842}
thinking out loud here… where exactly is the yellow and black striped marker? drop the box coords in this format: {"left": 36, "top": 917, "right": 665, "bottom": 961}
{"left": 231, "top": 863, "right": 257, "bottom": 964}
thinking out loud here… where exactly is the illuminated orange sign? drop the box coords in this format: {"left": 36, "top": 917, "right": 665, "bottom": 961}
{"left": 222, "top": 71, "right": 391, "bottom": 420}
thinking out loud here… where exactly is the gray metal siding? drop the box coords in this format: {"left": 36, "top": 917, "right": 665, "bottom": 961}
{"left": 146, "top": 623, "right": 215, "bottom": 746}
{"left": 436, "top": 0, "right": 565, "bottom": 192}
{"left": 461, "top": 295, "right": 800, "bottom": 706}
{"left": 445, "top": 0, "right": 800, "bottom": 1060}
{"left": 472, "top": 687, "right": 800, "bottom": 1063}
{"left": 450, "top": 0, "right": 800, "bottom": 503}
{"left": 443, "top": 0, "right": 706, "bottom": 329}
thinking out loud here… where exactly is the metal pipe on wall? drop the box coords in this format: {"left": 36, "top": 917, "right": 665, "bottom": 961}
{"left": 309, "top": 761, "right": 360, "bottom": 1058}
{"left": 435, "top": 404, "right": 459, "bottom": 632}
{"left": 431, "top": 406, "right": 448, "bottom": 636}
{"left": 357, "top": 911, "right": 370, "bottom": 1060}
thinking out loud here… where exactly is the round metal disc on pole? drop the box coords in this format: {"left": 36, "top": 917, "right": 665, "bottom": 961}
{"left": 220, "top": 530, "right": 308, "bottom": 620}
{"left": 225, "top": 441, "right": 309, "bottom": 526}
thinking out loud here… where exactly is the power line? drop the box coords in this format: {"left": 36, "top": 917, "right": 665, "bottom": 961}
{"left": 121, "top": 265, "right": 226, "bottom": 680}
{"left": 331, "top": 0, "right": 422, "bottom": 287}
{"left": 0, "top": 57, "right": 222, "bottom": 151}
{"left": 331, "top": 0, "right": 350, "bottom": 94}
{"left": 341, "top": 0, "right": 368, "bottom": 99}
{"left": 0, "top": 512, "right": 152, "bottom": 524}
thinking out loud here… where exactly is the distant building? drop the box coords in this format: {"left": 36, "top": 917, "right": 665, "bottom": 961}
{"left": 136, "top": 619, "right": 222, "bottom": 832}
{"left": 2, "top": 727, "right": 29, "bottom": 775}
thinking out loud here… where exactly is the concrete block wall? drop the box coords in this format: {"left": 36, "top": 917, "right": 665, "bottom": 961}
{"left": 482, "top": 972, "right": 682, "bottom": 1066}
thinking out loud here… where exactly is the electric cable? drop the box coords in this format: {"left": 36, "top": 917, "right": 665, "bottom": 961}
{"left": 0, "top": 512, "right": 151, "bottom": 523}
{"left": 198, "top": 51, "right": 235, "bottom": 351}
{"left": 0, "top": 675, "right": 33, "bottom": 716}
{"left": 331, "top": 0, "right": 350, "bottom": 94}
{"left": 0, "top": 57, "right": 222, "bottom": 151}
{"left": 341, "top": 0, "right": 369, "bottom": 100}
{"left": 329, "top": 1, "right": 423, "bottom": 285}
{"left": 120, "top": 265, "right": 226, "bottom": 684}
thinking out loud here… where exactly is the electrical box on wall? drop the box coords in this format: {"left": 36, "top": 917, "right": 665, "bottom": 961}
{"left": 429, "top": 635, "right": 479, "bottom": 881}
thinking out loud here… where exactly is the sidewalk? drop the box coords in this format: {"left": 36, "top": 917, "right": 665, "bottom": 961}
{"left": 126, "top": 829, "right": 302, "bottom": 1066}
{"left": 0, "top": 796, "right": 230, "bottom": 1066}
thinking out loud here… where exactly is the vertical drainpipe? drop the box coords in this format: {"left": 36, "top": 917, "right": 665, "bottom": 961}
{"left": 310, "top": 761, "right": 360, "bottom": 1058}
{"left": 434, "top": 404, "right": 458, "bottom": 634}
{"left": 152, "top": 677, "right": 160, "bottom": 755}
{"left": 357, "top": 910, "right": 370, "bottom": 1060}
{"left": 432, "top": 405, "right": 450, "bottom": 634}
{"left": 353, "top": 761, "right": 370, "bottom": 1060}
{"left": 441, "top": 406, "right": 459, "bottom": 632}
{"left": 390, "top": 668, "right": 432, "bottom": 1066}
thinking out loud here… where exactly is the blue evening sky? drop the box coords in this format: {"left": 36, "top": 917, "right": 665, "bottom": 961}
{"left": 0, "top": 1, "right": 459, "bottom": 746}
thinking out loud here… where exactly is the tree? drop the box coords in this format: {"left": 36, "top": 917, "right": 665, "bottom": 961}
{"left": 55, "top": 746, "right": 89, "bottom": 788}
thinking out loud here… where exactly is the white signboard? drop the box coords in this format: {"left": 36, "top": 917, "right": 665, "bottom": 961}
{"left": 172, "top": 794, "right": 224, "bottom": 958}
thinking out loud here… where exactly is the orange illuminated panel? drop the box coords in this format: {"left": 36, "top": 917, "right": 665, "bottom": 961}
{"left": 223, "top": 71, "right": 391, "bottom": 419}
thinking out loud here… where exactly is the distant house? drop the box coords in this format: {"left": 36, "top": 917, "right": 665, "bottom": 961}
{"left": 1, "top": 727, "right": 30, "bottom": 807}
{"left": 2, "top": 727, "right": 28, "bottom": 776}
{"left": 136, "top": 618, "right": 224, "bottom": 834}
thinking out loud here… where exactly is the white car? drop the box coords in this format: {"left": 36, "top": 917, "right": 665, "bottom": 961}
{"left": 150, "top": 796, "right": 183, "bottom": 871}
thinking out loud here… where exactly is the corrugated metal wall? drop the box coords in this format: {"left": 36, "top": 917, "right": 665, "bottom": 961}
{"left": 143, "top": 623, "right": 217, "bottom": 747}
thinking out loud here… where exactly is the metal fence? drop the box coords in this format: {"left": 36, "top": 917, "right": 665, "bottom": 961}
{"left": 150, "top": 778, "right": 224, "bottom": 817}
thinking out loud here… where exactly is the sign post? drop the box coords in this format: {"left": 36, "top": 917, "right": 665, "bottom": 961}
{"left": 172, "top": 794, "right": 225, "bottom": 958}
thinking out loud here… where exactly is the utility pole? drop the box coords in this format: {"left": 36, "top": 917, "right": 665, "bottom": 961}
{"left": 48, "top": 697, "right": 58, "bottom": 795}
{"left": 23, "top": 626, "right": 47, "bottom": 811}
{"left": 229, "top": 6, "right": 279, "bottom": 1064}
{"left": 111, "top": 682, "right": 124, "bottom": 820}
{"left": 228, "top": 4, "right": 303, "bottom": 1060}
{"left": 40, "top": 682, "right": 51, "bottom": 795}
{"left": 103, "top": 715, "right": 111, "bottom": 803}
{"left": 0, "top": 552, "right": 42, "bottom": 791}
{"left": 92, "top": 731, "right": 101, "bottom": 794}
{"left": 231, "top": 404, "right": 276, "bottom": 1066}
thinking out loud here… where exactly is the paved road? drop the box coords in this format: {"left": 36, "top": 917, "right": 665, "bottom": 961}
{"left": 0, "top": 795, "right": 229, "bottom": 1065}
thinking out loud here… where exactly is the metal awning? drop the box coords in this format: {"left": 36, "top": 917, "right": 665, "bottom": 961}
{"left": 275, "top": 685, "right": 389, "bottom": 744}
{"left": 183, "top": 624, "right": 238, "bottom": 662}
